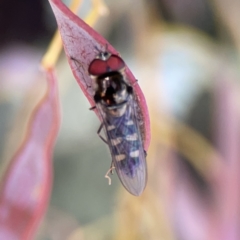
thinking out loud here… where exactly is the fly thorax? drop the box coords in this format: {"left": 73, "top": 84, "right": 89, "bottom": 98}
{"left": 94, "top": 77, "right": 109, "bottom": 95}
{"left": 113, "top": 87, "right": 128, "bottom": 104}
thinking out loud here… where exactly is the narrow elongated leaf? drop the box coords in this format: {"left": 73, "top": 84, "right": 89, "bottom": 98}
{"left": 0, "top": 69, "right": 60, "bottom": 240}
{"left": 48, "top": 0, "right": 150, "bottom": 149}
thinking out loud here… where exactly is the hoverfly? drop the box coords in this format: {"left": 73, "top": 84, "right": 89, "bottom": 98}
{"left": 89, "top": 50, "right": 147, "bottom": 196}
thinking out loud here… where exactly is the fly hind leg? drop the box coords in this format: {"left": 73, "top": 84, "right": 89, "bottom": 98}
{"left": 105, "top": 162, "right": 115, "bottom": 185}
{"left": 97, "top": 123, "right": 108, "bottom": 145}
{"left": 97, "top": 124, "right": 115, "bottom": 185}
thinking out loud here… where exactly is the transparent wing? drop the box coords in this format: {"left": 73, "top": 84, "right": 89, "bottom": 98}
{"left": 97, "top": 97, "right": 147, "bottom": 196}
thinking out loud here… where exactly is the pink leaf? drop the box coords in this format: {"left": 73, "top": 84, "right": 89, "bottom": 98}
{"left": 48, "top": 0, "right": 150, "bottom": 149}
{"left": 167, "top": 73, "right": 240, "bottom": 240}
{"left": 0, "top": 69, "right": 60, "bottom": 240}
{"left": 211, "top": 74, "right": 240, "bottom": 240}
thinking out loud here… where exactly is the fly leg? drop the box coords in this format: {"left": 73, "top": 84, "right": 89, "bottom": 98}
{"left": 144, "top": 150, "right": 147, "bottom": 157}
{"left": 90, "top": 108, "right": 108, "bottom": 144}
{"left": 105, "top": 162, "right": 115, "bottom": 185}
{"left": 97, "top": 123, "right": 108, "bottom": 144}
{"left": 89, "top": 106, "right": 96, "bottom": 110}
{"left": 132, "top": 79, "right": 138, "bottom": 86}
{"left": 110, "top": 161, "right": 115, "bottom": 174}
{"left": 97, "top": 123, "right": 115, "bottom": 185}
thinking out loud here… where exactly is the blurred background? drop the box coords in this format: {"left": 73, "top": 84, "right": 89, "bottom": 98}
{"left": 1, "top": 0, "right": 240, "bottom": 239}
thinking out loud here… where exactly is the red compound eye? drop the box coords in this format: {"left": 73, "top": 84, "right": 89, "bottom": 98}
{"left": 106, "top": 54, "right": 125, "bottom": 72}
{"left": 88, "top": 59, "right": 108, "bottom": 76}
{"left": 88, "top": 54, "right": 125, "bottom": 76}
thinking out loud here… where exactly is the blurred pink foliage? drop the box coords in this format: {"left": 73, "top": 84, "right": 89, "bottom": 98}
{"left": 0, "top": 69, "right": 60, "bottom": 240}
{"left": 168, "top": 72, "right": 240, "bottom": 240}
